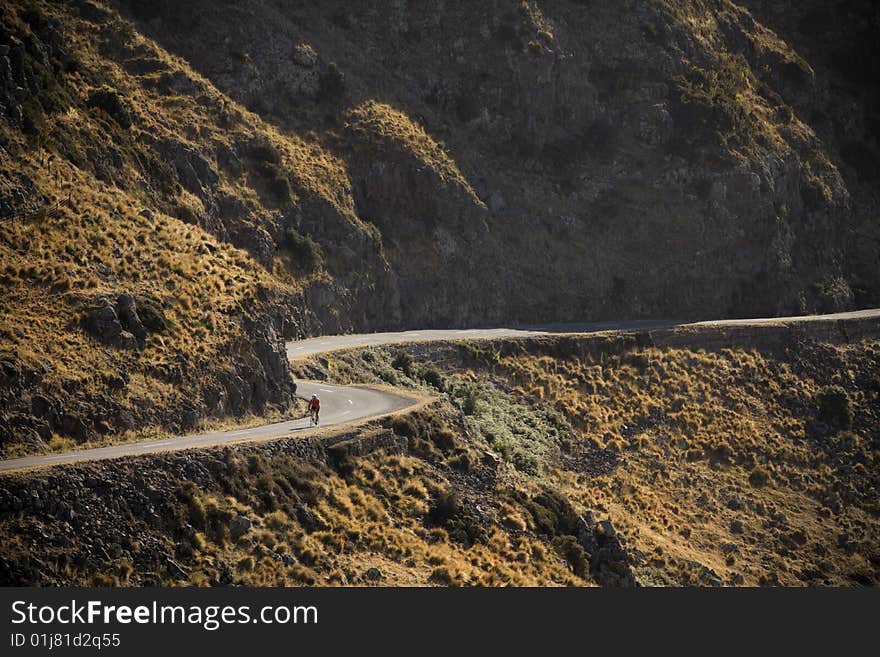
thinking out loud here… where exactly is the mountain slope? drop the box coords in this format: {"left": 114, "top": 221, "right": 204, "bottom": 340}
{"left": 110, "top": 0, "right": 879, "bottom": 322}
{"left": 1, "top": 0, "right": 878, "bottom": 455}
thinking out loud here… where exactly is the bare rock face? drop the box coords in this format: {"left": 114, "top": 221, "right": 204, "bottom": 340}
{"left": 85, "top": 295, "right": 145, "bottom": 350}
{"left": 229, "top": 515, "right": 252, "bottom": 541}
{"left": 104, "top": 0, "right": 878, "bottom": 329}
{"left": 116, "top": 294, "right": 147, "bottom": 345}
{"left": 86, "top": 298, "right": 137, "bottom": 350}
{"left": 228, "top": 317, "right": 295, "bottom": 414}
{"left": 577, "top": 512, "right": 638, "bottom": 588}
{"left": 161, "top": 140, "right": 219, "bottom": 199}
{"left": 638, "top": 104, "right": 674, "bottom": 147}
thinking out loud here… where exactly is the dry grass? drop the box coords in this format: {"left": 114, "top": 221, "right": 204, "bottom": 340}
{"left": 177, "top": 452, "right": 583, "bottom": 587}
{"left": 344, "top": 100, "right": 479, "bottom": 201}
{"left": 483, "top": 340, "right": 880, "bottom": 585}
{"left": 0, "top": 0, "right": 356, "bottom": 456}
{"left": 310, "top": 335, "right": 880, "bottom": 586}
{"left": 4, "top": 336, "right": 876, "bottom": 587}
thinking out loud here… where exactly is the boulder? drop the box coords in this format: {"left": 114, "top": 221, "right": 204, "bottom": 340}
{"left": 30, "top": 393, "right": 60, "bottom": 428}
{"left": 86, "top": 298, "right": 123, "bottom": 343}
{"left": 85, "top": 294, "right": 155, "bottom": 349}
{"left": 577, "top": 512, "right": 599, "bottom": 556}
{"left": 292, "top": 44, "right": 318, "bottom": 67}
{"left": 229, "top": 515, "right": 252, "bottom": 541}
{"left": 60, "top": 413, "right": 89, "bottom": 442}
{"left": 116, "top": 293, "right": 147, "bottom": 344}
{"left": 116, "top": 330, "right": 139, "bottom": 351}
{"left": 577, "top": 513, "right": 637, "bottom": 587}
{"left": 162, "top": 140, "right": 218, "bottom": 196}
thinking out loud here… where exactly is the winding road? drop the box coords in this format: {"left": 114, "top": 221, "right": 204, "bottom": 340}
{"left": 0, "top": 382, "right": 417, "bottom": 472}
{"left": 1, "top": 308, "right": 878, "bottom": 473}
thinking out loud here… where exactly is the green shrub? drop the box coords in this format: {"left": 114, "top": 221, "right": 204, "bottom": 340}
{"left": 428, "top": 489, "right": 485, "bottom": 547}
{"left": 461, "top": 386, "right": 479, "bottom": 415}
{"left": 431, "top": 428, "right": 456, "bottom": 452}
{"left": 815, "top": 385, "right": 852, "bottom": 427}
{"left": 552, "top": 534, "right": 589, "bottom": 578}
{"left": 318, "top": 62, "right": 345, "bottom": 102}
{"left": 748, "top": 466, "right": 771, "bottom": 488}
{"left": 446, "top": 511, "right": 486, "bottom": 547}
{"left": 258, "top": 162, "right": 292, "bottom": 203}
{"left": 204, "top": 501, "right": 234, "bottom": 543}
{"left": 428, "top": 490, "right": 461, "bottom": 525}
{"left": 267, "top": 171, "right": 292, "bottom": 201}
{"left": 448, "top": 451, "right": 472, "bottom": 472}
{"left": 389, "top": 414, "right": 417, "bottom": 437}
{"left": 87, "top": 85, "right": 132, "bottom": 128}
{"left": 175, "top": 482, "right": 206, "bottom": 528}
{"left": 282, "top": 228, "right": 323, "bottom": 274}
{"left": 422, "top": 367, "right": 444, "bottom": 391}
{"left": 525, "top": 488, "right": 579, "bottom": 537}
{"left": 391, "top": 351, "right": 414, "bottom": 377}
{"left": 512, "top": 449, "right": 539, "bottom": 475}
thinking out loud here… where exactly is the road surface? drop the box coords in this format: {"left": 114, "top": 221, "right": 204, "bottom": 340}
{"left": 286, "top": 308, "right": 880, "bottom": 360}
{"left": 286, "top": 320, "right": 677, "bottom": 360}
{"left": 2, "top": 308, "right": 877, "bottom": 472}
{"left": 0, "top": 382, "right": 416, "bottom": 473}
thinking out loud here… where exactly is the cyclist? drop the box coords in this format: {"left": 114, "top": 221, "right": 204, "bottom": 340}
{"left": 308, "top": 394, "right": 320, "bottom": 425}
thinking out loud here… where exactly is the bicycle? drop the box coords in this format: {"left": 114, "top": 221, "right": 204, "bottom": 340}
{"left": 309, "top": 407, "right": 319, "bottom": 426}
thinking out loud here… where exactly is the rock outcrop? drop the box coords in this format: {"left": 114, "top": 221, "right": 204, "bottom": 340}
{"left": 105, "top": 0, "right": 879, "bottom": 327}
{"left": 578, "top": 512, "right": 638, "bottom": 588}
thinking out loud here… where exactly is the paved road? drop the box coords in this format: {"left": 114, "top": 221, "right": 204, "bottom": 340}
{"left": 287, "top": 320, "right": 679, "bottom": 360}
{"left": 287, "top": 308, "right": 880, "bottom": 360}
{"left": 2, "top": 307, "right": 877, "bottom": 473}
{"left": 691, "top": 308, "right": 880, "bottom": 326}
{"left": 0, "top": 382, "right": 415, "bottom": 473}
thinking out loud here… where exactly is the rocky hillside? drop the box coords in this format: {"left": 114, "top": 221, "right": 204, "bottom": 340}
{"left": 109, "top": 0, "right": 880, "bottom": 322}
{"left": 2, "top": 321, "right": 877, "bottom": 586}
{"left": 296, "top": 319, "right": 880, "bottom": 586}
{"left": 1, "top": 0, "right": 878, "bottom": 455}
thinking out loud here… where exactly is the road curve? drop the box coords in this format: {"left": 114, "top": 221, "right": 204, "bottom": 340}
{"left": 2, "top": 307, "right": 878, "bottom": 473}
{"left": 0, "top": 382, "right": 416, "bottom": 473}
